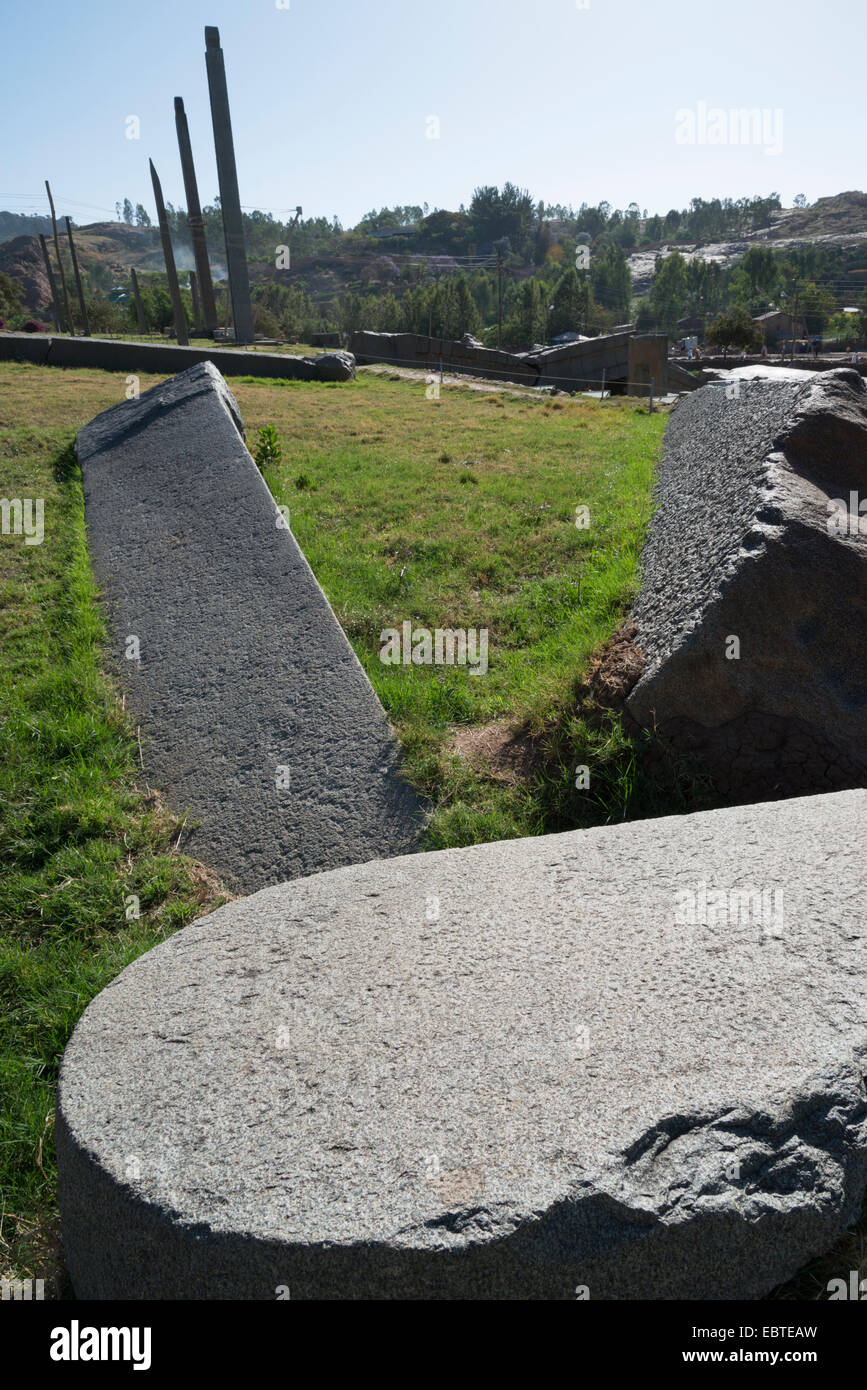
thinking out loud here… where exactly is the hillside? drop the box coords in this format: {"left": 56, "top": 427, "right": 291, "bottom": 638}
{"left": 0, "top": 211, "right": 54, "bottom": 244}
{"left": 0, "top": 220, "right": 227, "bottom": 313}
{"left": 3, "top": 189, "right": 866, "bottom": 335}
{"left": 627, "top": 190, "right": 867, "bottom": 295}
{"left": 762, "top": 190, "right": 867, "bottom": 241}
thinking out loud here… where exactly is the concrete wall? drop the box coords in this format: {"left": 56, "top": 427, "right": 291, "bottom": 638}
{"left": 349, "top": 331, "right": 540, "bottom": 386}
{"left": 627, "top": 334, "right": 669, "bottom": 397}
{"left": 350, "top": 328, "right": 641, "bottom": 392}
{"left": 532, "top": 331, "right": 635, "bottom": 391}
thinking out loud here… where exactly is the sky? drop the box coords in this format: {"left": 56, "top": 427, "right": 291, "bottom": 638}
{"left": 1, "top": 0, "right": 863, "bottom": 230}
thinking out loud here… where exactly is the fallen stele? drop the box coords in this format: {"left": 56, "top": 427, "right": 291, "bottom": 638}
{"left": 57, "top": 789, "right": 867, "bottom": 1299}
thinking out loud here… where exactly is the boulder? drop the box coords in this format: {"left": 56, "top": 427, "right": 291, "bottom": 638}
{"left": 57, "top": 790, "right": 867, "bottom": 1300}
{"left": 314, "top": 350, "right": 356, "bottom": 382}
{"left": 75, "top": 361, "right": 423, "bottom": 891}
{"left": 627, "top": 369, "right": 867, "bottom": 799}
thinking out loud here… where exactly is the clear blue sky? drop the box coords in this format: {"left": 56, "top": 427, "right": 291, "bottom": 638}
{"left": 1, "top": 0, "right": 862, "bottom": 228}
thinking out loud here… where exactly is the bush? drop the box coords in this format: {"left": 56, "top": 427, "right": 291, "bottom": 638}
{"left": 253, "top": 306, "right": 280, "bottom": 338}
{"left": 254, "top": 425, "right": 282, "bottom": 472}
{"left": 22, "top": 319, "right": 46, "bottom": 333}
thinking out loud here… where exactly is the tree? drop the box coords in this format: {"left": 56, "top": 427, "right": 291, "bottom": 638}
{"left": 506, "top": 278, "right": 546, "bottom": 346}
{"left": 253, "top": 305, "right": 280, "bottom": 337}
{"left": 706, "top": 307, "right": 762, "bottom": 359}
{"left": 127, "top": 283, "right": 175, "bottom": 331}
{"left": 0, "top": 271, "right": 23, "bottom": 322}
{"left": 590, "top": 242, "right": 631, "bottom": 320}
{"left": 449, "top": 275, "right": 480, "bottom": 337}
{"left": 793, "top": 194, "right": 807, "bottom": 209}
{"left": 648, "top": 250, "right": 688, "bottom": 334}
{"left": 469, "top": 183, "right": 535, "bottom": 245}
{"left": 134, "top": 204, "right": 152, "bottom": 228}
{"left": 122, "top": 198, "right": 134, "bottom": 226}
{"left": 85, "top": 296, "right": 127, "bottom": 332}
{"left": 548, "top": 266, "right": 591, "bottom": 338}
{"left": 740, "top": 246, "right": 779, "bottom": 299}
{"left": 686, "top": 257, "right": 723, "bottom": 317}
{"left": 800, "top": 281, "right": 837, "bottom": 336}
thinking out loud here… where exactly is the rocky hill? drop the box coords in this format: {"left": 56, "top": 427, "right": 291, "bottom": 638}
{"left": 628, "top": 191, "right": 867, "bottom": 295}
{"left": 0, "top": 220, "right": 227, "bottom": 313}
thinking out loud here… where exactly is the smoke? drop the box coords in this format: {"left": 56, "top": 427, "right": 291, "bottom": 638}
{"left": 171, "top": 237, "right": 227, "bottom": 281}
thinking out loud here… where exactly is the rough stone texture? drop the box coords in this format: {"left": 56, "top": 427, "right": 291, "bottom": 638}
{"left": 57, "top": 790, "right": 867, "bottom": 1301}
{"left": 75, "top": 361, "right": 423, "bottom": 890}
{"left": 628, "top": 369, "right": 867, "bottom": 800}
{"left": 311, "top": 350, "right": 355, "bottom": 382}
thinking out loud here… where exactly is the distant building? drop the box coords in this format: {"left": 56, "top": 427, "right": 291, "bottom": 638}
{"left": 753, "top": 310, "right": 803, "bottom": 346}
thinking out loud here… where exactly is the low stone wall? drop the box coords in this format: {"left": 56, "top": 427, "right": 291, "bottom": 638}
{"left": 57, "top": 789, "right": 867, "bottom": 1299}
{"left": 349, "top": 328, "right": 641, "bottom": 392}
{"left": 349, "top": 330, "right": 540, "bottom": 386}
{"left": 75, "top": 361, "right": 422, "bottom": 891}
{"left": 0, "top": 331, "right": 351, "bottom": 382}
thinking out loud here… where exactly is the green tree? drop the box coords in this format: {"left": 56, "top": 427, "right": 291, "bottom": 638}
{"left": 85, "top": 296, "right": 126, "bottom": 333}
{"left": 706, "top": 307, "right": 762, "bottom": 358}
{"left": 469, "top": 183, "right": 535, "bottom": 245}
{"left": 800, "top": 281, "right": 837, "bottom": 336}
{"left": 590, "top": 242, "right": 631, "bottom": 321}
{"left": 548, "top": 266, "right": 591, "bottom": 337}
{"left": 0, "top": 271, "right": 23, "bottom": 322}
{"left": 507, "top": 278, "right": 546, "bottom": 345}
{"left": 449, "top": 274, "right": 481, "bottom": 337}
{"left": 648, "top": 250, "right": 688, "bottom": 334}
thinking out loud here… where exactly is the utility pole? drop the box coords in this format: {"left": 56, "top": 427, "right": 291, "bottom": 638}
{"left": 38, "top": 234, "right": 63, "bottom": 332}
{"left": 149, "top": 159, "right": 190, "bottom": 346}
{"left": 130, "top": 267, "right": 147, "bottom": 336}
{"left": 790, "top": 285, "right": 800, "bottom": 364}
{"left": 204, "top": 26, "right": 254, "bottom": 344}
{"left": 45, "top": 181, "right": 73, "bottom": 333}
{"left": 174, "top": 96, "right": 219, "bottom": 333}
{"left": 64, "top": 217, "right": 90, "bottom": 336}
{"left": 497, "top": 245, "right": 503, "bottom": 350}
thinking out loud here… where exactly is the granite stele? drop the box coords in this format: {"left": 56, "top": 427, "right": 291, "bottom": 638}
{"left": 57, "top": 790, "right": 867, "bottom": 1300}
{"left": 75, "top": 361, "right": 423, "bottom": 891}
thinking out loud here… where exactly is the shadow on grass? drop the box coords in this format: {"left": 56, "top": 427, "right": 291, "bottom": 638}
{"left": 52, "top": 440, "right": 78, "bottom": 485}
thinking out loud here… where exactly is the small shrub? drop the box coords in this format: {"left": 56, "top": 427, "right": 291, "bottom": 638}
{"left": 254, "top": 425, "right": 282, "bottom": 471}
{"left": 22, "top": 319, "right": 46, "bottom": 333}
{"left": 294, "top": 472, "right": 313, "bottom": 491}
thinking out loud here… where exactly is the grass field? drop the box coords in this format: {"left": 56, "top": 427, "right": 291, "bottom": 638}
{"left": 0, "top": 359, "right": 861, "bottom": 1298}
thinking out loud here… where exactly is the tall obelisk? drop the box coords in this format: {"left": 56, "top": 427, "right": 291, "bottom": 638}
{"left": 174, "top": 97, "right": 219, "bottom": 334}
{"left": 149, "top": 159, "right": 190, "bottom": 347}
{"left": 204, "top": 26, "right": 254, "bottom": 344}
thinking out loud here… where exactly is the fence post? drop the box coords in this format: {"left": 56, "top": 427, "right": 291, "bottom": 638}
{"left": 601, "top": 368, "right": 606, "bottom": 401}
{"left": 649, "top": 376, "right": 654, "bottom": 414}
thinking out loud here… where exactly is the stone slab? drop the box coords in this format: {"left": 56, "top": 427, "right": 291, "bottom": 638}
{"left": 0, "top": 331, "right": 346, "bottom": 381}
{"left": 628, "top": 369, "right": 867, "bottom": 798}
{"left": 75, "top": 361, "right": 423, "bottom": 890}
{"left": 57, "top": 790, "right": 867, "bottom": 1300}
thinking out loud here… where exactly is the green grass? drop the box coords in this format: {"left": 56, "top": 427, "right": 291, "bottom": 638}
{"left": 0, "top": 359, "right": 857, "bottom": 1300}
{"left": 0, "top": 380, "right": 232, "bottom": 1286}
{"left": 237, "top": 370, "right": 714, "bottom": 845}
